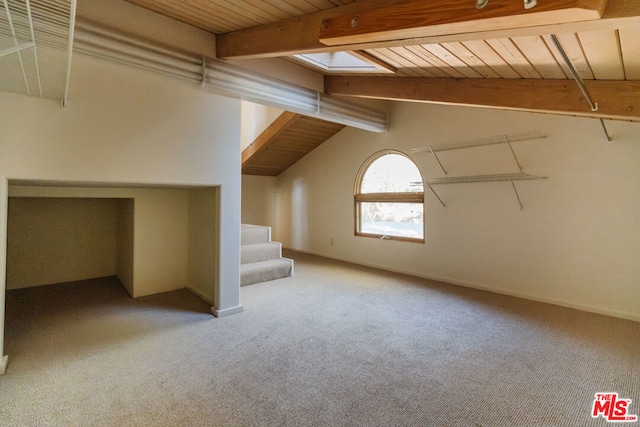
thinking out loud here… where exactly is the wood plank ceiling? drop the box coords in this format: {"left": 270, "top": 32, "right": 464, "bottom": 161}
{"left": 242, "top": 112, "right": 345, "bottom": 176}
{"left": 124, "top": 0, "right": 638, "bottom": 82}
{"left": 123, "top": 0, "right": 640, "bottom": 174}
{"left": 125, "top": 0, "right": 357, "bottom": 34}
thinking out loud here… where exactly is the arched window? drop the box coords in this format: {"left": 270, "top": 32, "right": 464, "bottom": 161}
{"left": 354, "top": 150, "right": 424, "bottom": 242}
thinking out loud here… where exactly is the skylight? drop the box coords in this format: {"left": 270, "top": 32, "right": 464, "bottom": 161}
{"left": 293, "top": 51, "right": 395, "bottom": 74}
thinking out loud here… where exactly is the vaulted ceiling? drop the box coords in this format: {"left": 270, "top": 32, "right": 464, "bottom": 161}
{"left": 1, "top": 0, "right": 621, "bottom": 176}
{"left": 242, "top": 111, "right": 345, "bottom": 176}
{"left": 121, "top": 0, "right": 640, "bottom": 175}
{"left": 121, "top": 0, "right": 639, "bottom": 123}
{"left": 121, "top": 1, "right": 637, "bottom": 175}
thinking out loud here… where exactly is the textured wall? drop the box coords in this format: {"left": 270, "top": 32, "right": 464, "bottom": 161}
{"left": 250, "top": 102, "right": 640, "bottom": 322}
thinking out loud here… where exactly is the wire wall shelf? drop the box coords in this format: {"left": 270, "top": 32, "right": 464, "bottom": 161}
{"left": 0, "top": 0, "right": 77, "bottom": 104}
{"left": 414, "top": 131, "right": 550, "bottom": 210}
{"left": 411, "top": 130, "right": 547, "bottom": 154}
{"left": 426, "top": 172, "right": 547, "bottom": 185}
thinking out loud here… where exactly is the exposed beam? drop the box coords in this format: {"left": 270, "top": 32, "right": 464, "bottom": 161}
{"left": 324, "top": 76, "right": 640, "bottom": 122}
{"left": 319, "top": 0, "right": 607, "bottom": 46}
{"left": 216, "top": 0, "right": 639, "bottom": 59}
{"left": 216, "top": 0, "right": 401, "bottom": 59}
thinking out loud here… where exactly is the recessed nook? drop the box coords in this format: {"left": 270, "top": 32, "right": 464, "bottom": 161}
{"left": 6, "top": 180, "right": 220, "bottom": 305}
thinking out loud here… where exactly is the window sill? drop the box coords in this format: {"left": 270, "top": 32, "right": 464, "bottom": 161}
{"left": 355, "top": 232, "right": 424, "bottom": 244}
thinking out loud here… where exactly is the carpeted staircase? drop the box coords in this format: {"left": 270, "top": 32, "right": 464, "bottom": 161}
{"left": 241, "top": 224, "right": 293, "bottom": 287}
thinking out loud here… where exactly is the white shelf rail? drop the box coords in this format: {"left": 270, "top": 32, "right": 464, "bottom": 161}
{"left": 73, "top": 20, "right": 388, "bottom": 133}
{"left": 411, "top": 130, "right": 547, "bottom": 175}
{"left": 425, "top": 172, "right": 548, "bottom": 210}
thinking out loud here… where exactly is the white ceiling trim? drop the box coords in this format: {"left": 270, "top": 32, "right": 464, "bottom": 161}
{"left": 73, "top": 20, "right": 388, "bottom": 132}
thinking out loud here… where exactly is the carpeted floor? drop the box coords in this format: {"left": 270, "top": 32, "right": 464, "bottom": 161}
{"left": 0, "top": 250, "right": 638, "bottom": 426}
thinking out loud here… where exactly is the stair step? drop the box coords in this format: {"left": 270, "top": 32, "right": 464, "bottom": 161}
{"left": 241, "top": 224, "right": 271, "bottom": 245}
{"left": 241, "top": 258, "right": 293, "bottom": 287}
{"left": 241, "top": 242, "right": 282, "bottom": 264}
{"left": 241, "top": 224, "right": 293, "bottom": 287}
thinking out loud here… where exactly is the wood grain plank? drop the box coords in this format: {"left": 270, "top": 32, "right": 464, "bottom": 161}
{"left": 304, "top": 0, "right": 340, "bottom": 10}
{"left": 578, "top": 29, "right": 625, "bottom": 79}
{"left": 242, "top": 112, "right": 345, "bottom": 176}
{"left": 486, "top": 38, "right": 543, "bottom": 79}
{"left": 293, "top": 123, "right": 346, "bottom": 133}
{"left": 542, "top": 33, "right": 594, "bottom": 80}
{"left": 217, "top": 0, "right": 640, "bottom": 59}
{"left": 240, "top": 0, "right": 293, "bottom": 20}
{"left": 283, "top": 127, "right": 344, "bottom": 138}
{"left": 282, "top": 0, "right": 323, "bottom": 14}
{"left": 398, "top": 46, "right": 462, "bottom": 78}
{"left": 511, "top": 35, "right": 567, "bottom": 79}
{"left": 618, "top": 25, "right": 640, "bottom": 79}
{"left": 319, "top": 0, "right": 607, "bottom": 45}
{"left": 384, "top": 47, "right": 436, "bottom": 76}
{"left": 260, "top": 0, "right": 308, "bottom": 16}
{"left": 387, "top": 47, "right": 439, "bottom": 78}
{"left": 368, "top": 48, "right": 427, "bottom": 77}
{"left": 421, "top": 44, "right": 483, "bottom": 78}
{"left": 221, "top": 0, "right": 287, "bottom": 22}
{"left": 125, "top": 0, "right": 239, "bottom": 33}
{"left": 441, "top": 42, "right": 501, "bottom": 78}
{"left": 203, "top": 0, "right": 273, "bottom": 26}
{"left": 460, "top": 40, "right": 520, "bottom": 78}
{"left": 399, "top": 46, "right": 458, "bottom": 78}
{"left": 325, "top": 76, "right": 640, "bottom": 122}
{"left": 173, "top": 0, "right": 258, "bottom": 27}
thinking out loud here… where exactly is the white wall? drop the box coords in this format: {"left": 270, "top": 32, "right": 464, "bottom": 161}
{"left": 6, "top": 197, "right": 120, "bottom": 289}
{"left": 116, "top": 198, "right": 134, "bottom": 295}
{"left": 8, "top": 185, "right": 193, "bottom": 298}
{"left": 187, "top": 187, "right": 219, "bottom": 304}
{"left": 256, "top": 102, "right": 640, "bottom": 322}
{"left": 132, "top": 189, "right": 190, "bottom": 297}
{"left": 0, "top": 53, "right": 242, "bottom": 361}
{"left": 241, "top": 101, "right": 284, "bottom": 151}
{"left": 241, "top": 175, "right": 278, "bottom": 226}
{"left": 78, "top": 0, "right": 324, "bottom": 93}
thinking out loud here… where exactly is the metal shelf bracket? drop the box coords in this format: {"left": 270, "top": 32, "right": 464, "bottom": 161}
{"left": 412, "top": 130, "right": 545, "bottom": 175}
{"left": 425, "top": 173, "right": 547, "bottom": 210}
{"left": 511, "top": 180, "right": 523, "bottom": 210}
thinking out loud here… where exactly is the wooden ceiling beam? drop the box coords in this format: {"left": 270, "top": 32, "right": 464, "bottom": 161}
{"left": 216, "top": 0, "right": 639, "bottom": 60}
{"left": 324, "top": 76, "right": 640, "bottom": 122}
{"left": 242, "top": 111, "right": 300, "bottom": 165}
{"left": 216, "top": 0, "right": 406, "bottom": 59}
{"left": 319, "top": 0, "right": 607, "bottom": 46}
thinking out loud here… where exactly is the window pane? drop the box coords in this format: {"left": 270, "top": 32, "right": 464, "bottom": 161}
{"left": 359, "top": 202, "right": 423, "bottom": 239}
{"left": 361, "top": 154, "right": 423, "bottom": 193}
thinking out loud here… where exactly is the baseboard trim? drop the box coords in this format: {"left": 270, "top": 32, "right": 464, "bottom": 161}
{"left": 283, "top": 247, "right": 640, "bottom": 324}
{"left": 0, "top": 355, "right": 8, "bottom": 375}
{"left": 212, "top": 305, "right": 244, "bottom": 318}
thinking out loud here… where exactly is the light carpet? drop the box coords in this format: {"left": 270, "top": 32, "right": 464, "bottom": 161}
{"left": 0, "top": 250, "right": 638, "bottom": 426}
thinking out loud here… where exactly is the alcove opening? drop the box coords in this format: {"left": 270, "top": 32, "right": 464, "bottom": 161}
{"left": 6, "top": 197, "right": 134, "bottom": 294}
